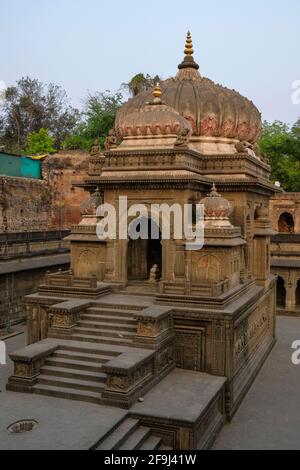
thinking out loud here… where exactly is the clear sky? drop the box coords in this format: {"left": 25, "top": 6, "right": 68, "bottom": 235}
{"left": 1, "top": 0, "right": 300, "bottom": 124}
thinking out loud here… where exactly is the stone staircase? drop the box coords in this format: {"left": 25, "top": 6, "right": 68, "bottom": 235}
{"left": 94, "top": 417, "right": 172, "bottom": 450}
{"left": 33, "top": 305, "right": 140, "bottom": 403}
{"left": 70, "top": 306, "right": 137, "bottom": 346}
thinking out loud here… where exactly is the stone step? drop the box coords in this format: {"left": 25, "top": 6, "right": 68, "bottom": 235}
{"left": 96, "top": 418, "right": 140, "bottom": 450}
{"left": 45, "top": 356, "right": 105, "bottom": 373}
{"left": 139, "top": 435, "right": 162, "bottom": 450}
{"left": 73, "top": 326, "right": 135, "bottom": 340}
{"left": 86, "top": 307, "right": 137, "bottom": 318}
{"left": 40, "top": 365, "right": 107, "bottom": 383}
{"left": 81, "top": 314, "right": 137, "bottom": 325}
{"left": 32, "top": 383, "right": 102, "bottom": 405}
{"left": 58, "top": 341, "right": 127, "bottom": 356}
{"left": 118, "top": 426, "right": 151, "bottom": 450}
{"left": 71, "top": 333, "right": 133, "bottom": 346}
{"left": 77, "top": 320, "right": 136, "bottom": 333}
{"left": 53, "top": 349, "right": 114, "bottom": 364}
{"left": 38, "top": 375, "right": 105, "bottom": 393}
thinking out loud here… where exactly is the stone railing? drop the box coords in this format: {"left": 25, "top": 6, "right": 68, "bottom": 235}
{"left": 45, "top": 271, "right": 98, "bottom": 288}
{"left": 6, "top": 339, "right": 58, "bottom": 393}
{"left": 133, "top": 306, "right": 174, "bottom": 349}
{"left": 161, "top": 280, "right": 230, "bottom": 298}
{"left": 102, "top": 349, "right": 155, "bottom": 408}
{"left": 47, "top": 299, "right": 91, "bottom": 337}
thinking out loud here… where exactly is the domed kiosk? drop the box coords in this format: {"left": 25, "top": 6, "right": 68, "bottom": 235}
{"left": 116, "top": 31, "right": 262, "bottom": 154}
{"left": 8, "top": 32, "right": 278, "bottom": 450}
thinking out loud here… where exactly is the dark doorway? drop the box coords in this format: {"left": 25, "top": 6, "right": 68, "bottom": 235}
{"left": 276, "top": 276, "right": 286, "bottom": 308}
{"left": 278, "top": 213, "right": 295, "bottom": 233}
{"left": 296, "top": 280, "right": 300, "bottom": 309}
{"left": 127, "top": 218, "right": 162, "bottom": 281}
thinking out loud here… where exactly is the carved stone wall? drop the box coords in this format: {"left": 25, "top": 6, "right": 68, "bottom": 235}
{"left": 0, "top": 264, "right": 68, "bottom": 329}
{"left": 175, "top": 327, "right": 205, "bottom": 371}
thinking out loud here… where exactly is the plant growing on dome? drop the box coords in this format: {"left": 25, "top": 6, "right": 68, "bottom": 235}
{"left": 122, "top": 73, "right": 161, "bottom": 97}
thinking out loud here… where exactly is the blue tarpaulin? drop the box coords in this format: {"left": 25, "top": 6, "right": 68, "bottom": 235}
{"left": 0, "top": 152, "right": 42, "bottom": 179}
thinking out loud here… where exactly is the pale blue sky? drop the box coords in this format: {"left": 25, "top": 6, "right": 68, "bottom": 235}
{"left": 1, "top": 0, "right": 300, "bottom": 123}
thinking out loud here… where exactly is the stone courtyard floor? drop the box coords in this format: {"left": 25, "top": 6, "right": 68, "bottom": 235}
{"left": 1, "top": 317, "right": 300, "bottom": 450}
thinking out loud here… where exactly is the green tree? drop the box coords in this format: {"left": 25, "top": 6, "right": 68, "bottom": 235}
{"left": 0, "top": 77, "right": 80, "bottom": 152}
{"left": 63, "top": 91, "right": 123, "bottom": 151}
{"left": 25, "top": 128, "right": 56, "bottom": 155}
{"left": 259, "top": 120, "right": 300, "bottom": 191}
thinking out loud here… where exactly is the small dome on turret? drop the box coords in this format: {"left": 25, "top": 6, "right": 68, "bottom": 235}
{"left": 200, "top": 184, "right": 233, "bottom": 228}
{"left": 117, "top": 83, "right": 192, "bottom": 139}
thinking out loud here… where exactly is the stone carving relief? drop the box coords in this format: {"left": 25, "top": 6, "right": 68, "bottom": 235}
{"left": 234, "top": 297, "right": 271, "bottom": 373}
{"left": 157, "top": 345, "right": 174, "bottom": 372}
{"left": 15, "top": 363, "right": 31, "bottom": 377}
{"left": 104, "top": 129, "right": 118, "bottom": 150}
{"left": 175, "top": 328, "right": 204, "bottom": 371}
{"left": 192, "top": 255, "right": 221, "bottom": 283}
{"left": 174, "top": 127, "right": 191, "bottom": 147}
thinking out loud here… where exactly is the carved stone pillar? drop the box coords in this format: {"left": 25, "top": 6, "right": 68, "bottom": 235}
{"left": 286, "top": 279, "right": 296, "bottom": 312}
{"left": 174, "top": 240, "right": 186, "bottom": 279}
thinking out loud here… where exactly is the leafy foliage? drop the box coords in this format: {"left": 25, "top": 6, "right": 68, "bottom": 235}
{"left": 122, "top": 73, "right": 161, "bottom": 97}
{"left": 0, "top": 77, "right": 80, "bottom": 152}
{"left": 25, "top": 128, "right": 55, "bottom": 155}
{"left": 63, "top": 91, "right": 123, "bottom": 151}
{"left": 259, "top": 120, "right": 300, "bottom": 191}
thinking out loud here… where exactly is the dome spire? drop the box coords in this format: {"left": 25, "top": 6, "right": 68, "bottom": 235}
{"left": 177, "top": 30, "right": 200, "bottom": 79}
{"left": 184, "top": 31, "right": 194, "bottom": 56}
{"left": 153, "top": 82, "right": 162, "bottom": 99}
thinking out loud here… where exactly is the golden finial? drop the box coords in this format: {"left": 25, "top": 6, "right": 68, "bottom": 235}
{"left": 184, "top": 31, "right": 194, "bottom": 56}
{"left": 153, "top": 82, "right": 162, "bottom": 98}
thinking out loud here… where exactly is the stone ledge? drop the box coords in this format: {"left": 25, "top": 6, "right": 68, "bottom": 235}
{"left": 9, "top": 339, "right": 58, "bottom": 363}
{"left": 102, "top": 348, "right": 155, "bottom": 375}
{"left": 49, "top": 299, "right": 91, "bottom": 314}
{"left": 130, "top": 368, "right": 227, "bottom": 449}
{"left": 134, "top": 306, "right": 172, "bottom": 321}
{"left": 7, "top": 339, "right": 59, "bottom": 394}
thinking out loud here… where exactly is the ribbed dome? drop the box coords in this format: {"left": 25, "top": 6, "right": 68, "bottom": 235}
{"left": 119, "top": 84, "right": 192, "bottom": 138}
{"left": 116, "top": 33, "right": 262, "bottom": 145}
{"left": 200, "top": 184, "right": 233, "bottom": 228}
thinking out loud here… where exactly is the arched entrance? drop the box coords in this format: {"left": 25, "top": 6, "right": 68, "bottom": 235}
{"left": 127, "top": 218, "right": 162, "bottom": 281}
{"left": 276, "top": 276, "right": 286, "bottom": 308}
{"left": 278, "top": 213, "right": 295, "bottom": 233}
{"left": 296, "top": 279, "right": 300, "bottom": 310}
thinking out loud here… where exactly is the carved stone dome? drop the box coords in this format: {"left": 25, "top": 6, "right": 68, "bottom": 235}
{"left": 200, "top": 184, "right": 233, "bottom": 227}
{"left": 116, "top": 32, "right": 262, "bottom": 153}
{"left": 118, "top": 84, "right": 192, "bottom": 138}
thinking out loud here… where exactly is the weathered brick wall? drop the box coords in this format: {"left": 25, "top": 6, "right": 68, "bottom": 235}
{"left": 0, "top": 151, "right": 89, "bottom": 233}
{"left": 42, "top": 151, "right": 89, "bottom": 229}
{"left": 0, "top": 176, "right": 52, "bottom": 232}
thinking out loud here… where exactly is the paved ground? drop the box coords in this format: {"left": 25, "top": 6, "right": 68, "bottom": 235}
{"left": 1, "top": 317, "right": 300, "bottom": 449}
{"left": 214, "top": 316, "right": 300, "bottom": 450}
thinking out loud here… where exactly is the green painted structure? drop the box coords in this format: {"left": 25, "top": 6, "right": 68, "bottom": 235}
{"left": 0, "top": 152, "right": 42, "bottom": 179}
